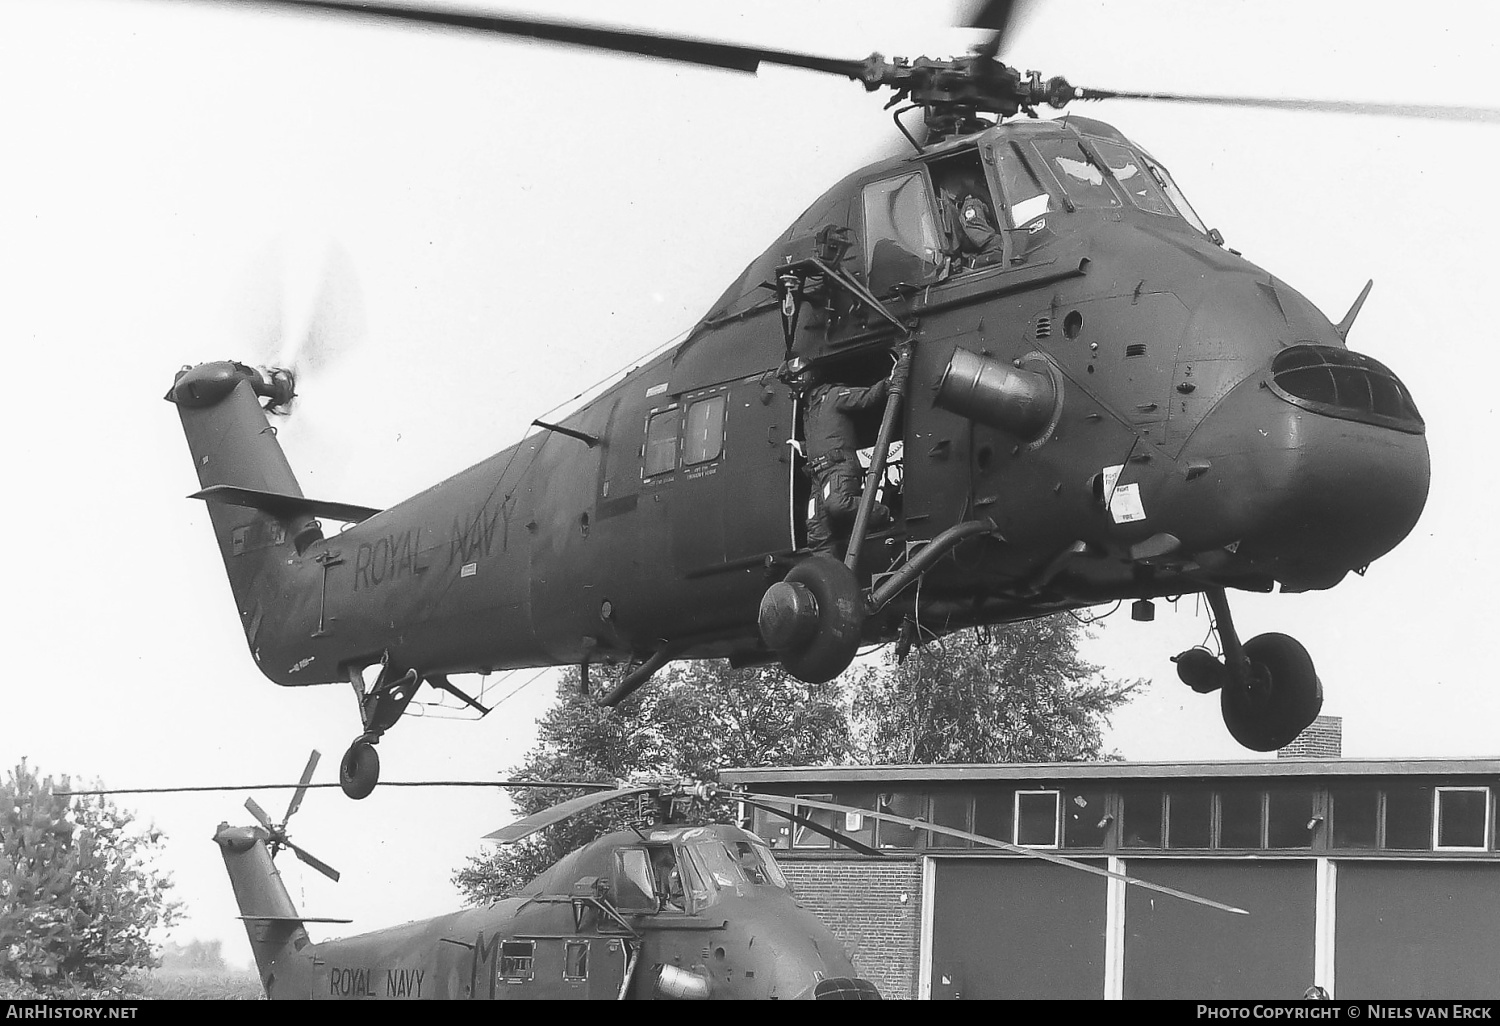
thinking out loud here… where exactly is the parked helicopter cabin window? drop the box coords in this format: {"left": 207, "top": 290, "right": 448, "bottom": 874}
{"left": 1141, "top": 154, "right": 1210, "bottom": 236}
{"left": 1329, "top": 786, "right": 1380, "bottom": 849}
{"left": 683, "top": 395, "right": 726, "bottom": 465}
{"left": 862, "top": 172, "right": 942, "bottom": 295}
{"left": 642, "top": 407, "right": 678, "bottom": 478}
{"left": 1435, "top": 787, "right": 1490, "bottom": 850}
{"left": 613, "top": 848, "right": 659, "bottom": 912}
{"left": 563, "top": 940, "right": 588, "bottom": 982}
{"left": 1031, "top": 139, "right": 1121, "bottom": 210}
{"left": 1089, "top": 139, "right": 1175, "bottom": 216}
{"left": 1014, "top": 790, "right": 1061, "bottom": 848}
{"left": 498, "top": 940, "right": 535, "bottom": 982}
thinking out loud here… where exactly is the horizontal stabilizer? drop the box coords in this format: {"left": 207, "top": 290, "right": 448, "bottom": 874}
{"left": 190, "top": 484, "right": 381, "bottom": 524}
{"left": 237, "top": 915, "right": 353, "bottom": 924}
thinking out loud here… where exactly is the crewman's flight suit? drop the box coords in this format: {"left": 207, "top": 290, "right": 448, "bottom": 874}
{"left": 804, "top": 377, "right": 892, "bottom": 557}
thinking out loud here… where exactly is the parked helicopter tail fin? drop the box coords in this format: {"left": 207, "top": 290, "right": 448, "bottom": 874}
{"left": 213, "top": 822, "right": 314, "bottom": 990}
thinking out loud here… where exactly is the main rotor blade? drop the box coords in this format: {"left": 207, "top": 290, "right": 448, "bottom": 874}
{"left": 283, "top": 750, "right": 321, "bottom": 824}
{"left": 59, "top": 779, "right": 616, "bottom": 796}
{"left": 287, "top": 840, "right": 342, "bottom": 883}
{"left": 966, "top": 0, "right": 1026, "bottom": 60}
{"left": 740, "top": 791, "right": 1248, "bottom": 916}
{"left": 243, "top": 796, "right": 275, "bottom": 832}
{"left": 738, "top": 797, "right": 885, "bottom": 859}
{"left": 179, "top": 0, "right": 873, "bottom": 80}
{"left": 1079, "top": 87, "right": 1500, "bottom": 124}
{"left": 484, "top": 785, "right": 658, "bottom": 844}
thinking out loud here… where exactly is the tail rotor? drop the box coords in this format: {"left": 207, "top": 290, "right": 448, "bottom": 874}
{"left": 243, "top": 751, "right": 341, "bottom": 883}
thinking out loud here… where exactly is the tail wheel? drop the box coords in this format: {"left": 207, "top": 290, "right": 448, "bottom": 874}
{"left": 758, "top": 555, "right": 864, "bottom": 684}
{"left": 339, "top": 739, "right": 380, "bottom": 800}
{"left": 1220, "top": 632, "right": 1323, "bottom": 751}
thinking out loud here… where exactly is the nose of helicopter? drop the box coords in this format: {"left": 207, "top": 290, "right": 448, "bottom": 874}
{"left": 1173, "top": 346, "right": 1429, "bottom": 589}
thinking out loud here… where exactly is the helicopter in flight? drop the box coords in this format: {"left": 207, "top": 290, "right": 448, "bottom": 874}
{"left": 106, "top": 751, "right": 1241, "bottom": 1000}
{"left": 163, "top": 0, "right": 1479, "bottom": 798}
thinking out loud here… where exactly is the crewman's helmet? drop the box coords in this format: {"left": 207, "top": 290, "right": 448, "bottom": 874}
{"left": 779, "top": 356, "right": 820, "bottom": 390}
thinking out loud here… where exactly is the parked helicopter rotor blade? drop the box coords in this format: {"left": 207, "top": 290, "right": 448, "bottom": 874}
{"left": 286, "top": 839, "right": 341, "bottom": 883}
{"left": 178, "top": 0, "right": 873, "bottom": 80}
{"left": 282, "top": 750, "right": 320, "bottom": 824}
{"left": 736, "top": 791, "right": 1248, "bottom": 916}
{"left": 484, "top": 784, "right": 660, "bottom": 844}
{"left": 1074, "top": 87, "right": 1500, "bottom": 124}
{"left": 737, "top": 797, "right": 885, "bottom": 859}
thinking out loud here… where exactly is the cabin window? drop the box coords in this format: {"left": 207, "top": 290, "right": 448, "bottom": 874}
{"left": 563, "top": 941, "right": 589, "bottom": 982}
{"left": 498, "top": 940, "right": 534, "bottom": 983}
{"left": 1330, "top": 786, "right": 1380, "bottom": 849}
{"left": 613, "top": 848, "right": 659, "bottom": 912}
{"left": 1435, "top": 787, "right": 1490, "bottom": 851}
{"left": 861, "top": 172, "right": 943, "bottom": 295}
{"left": 642, "top": 407, "right": 678, "bottom": 478}
{"left": 997, "top": 141, "right": 1054, "bottom": 231}
{"left": 1090, "top": 139, "right": 1175, "bottom": 216}
{"left": 683, "top": 394, "right": 726, "bottom": 465}
{"left": 690, "top": 841, "right": 749, "bottom": 896}
{"left": 1141, "top": 154, "right": 1210, "bottom": 236}
{"left": 1014, "top": 790, "right": 1060, "bottom": 848}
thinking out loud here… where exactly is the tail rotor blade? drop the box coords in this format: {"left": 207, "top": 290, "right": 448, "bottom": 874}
{"left": 244, "top": 796, "right": 276, "bottom": 833}
{"left": 284, "top": 751, "right": 321, "bottom": 823}
{"left": 287, "top": 840, "right": 341, "bottom": 883}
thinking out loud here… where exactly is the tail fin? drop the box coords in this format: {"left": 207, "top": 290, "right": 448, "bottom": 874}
{"left": 213, "top": 823, "right": 312, "bottom": 991}
{"left": 168, "top": 361, "right": 322, "bottom": 609}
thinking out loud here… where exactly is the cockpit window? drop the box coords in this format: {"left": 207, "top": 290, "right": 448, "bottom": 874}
{"left": 733, "top": 839, "right": 789, "bottom": 889}
{"left": 1268, "top": 345, "right": 1425, "bottom": 434}
{"left": 613, "top": 848, "right": 658, "bottom": 913}
{"left": 1090, "top": 139, "right": 1174, "bottom": 216}
{"left": 686, "top": 841, "right": 748, "bottom": 897}
{"left": 1032, "top": 139, "right": 1120, "bottom": 211}
{"left": 1141, "top": 155, "right": 1210, "bottom": 236}
{"left": 862, "top": 172, "right": 943, "bottom": 295}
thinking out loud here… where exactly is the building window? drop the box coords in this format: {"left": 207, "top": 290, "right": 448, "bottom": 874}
{"left": 683, "top": 394, "right": 726, "bottom": 465}
{"left": 499, "top": 941, "right": 535, "bottom": 983}
{"left": 643, "top": 407, "right": 678, "bottom": 478}
{"left": 973, "top": 789, "right": 1015, "bottom": 845}
{"left": 1167, "top": 788, "right": 1212, "bottom": 849}
{"left": 1218, "top": 788, "right": 1264, "bottom": 849}
{"left": 1435, "top": 787, "right": 1490, "bottom": 851}
{"left": 791, "top": 794, "right": 836, "bottom": 849}
{"left": 563, "top": 941, "right": 588, "bottom": 982}
{"left": 1329, "top": 786, "right": 1379, "bottom": 849}
{"left": 929, "top": 792, "right": 972, "bottom": 849}
{"left": 877, "top": 792, "right": 926, "bottom": 850}
{"left": 1267, "top": 788, "right": 1316, "bottom": 849}
{"left": 1121, "top": 790, "right": 1164, "bottom": 848}
{"left": 1062, "top": 789, "right": 1109, "bottom": 848}
{"left": 1385, "top": 786, "right": 1434, "bottom": 851}
{"left": 1014, "top": 790, "right": 1060, "bottom": 848}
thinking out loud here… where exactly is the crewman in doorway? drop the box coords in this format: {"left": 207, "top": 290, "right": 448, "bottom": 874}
{"left": 787, "top": 352, "right": 909, "bottom": 558}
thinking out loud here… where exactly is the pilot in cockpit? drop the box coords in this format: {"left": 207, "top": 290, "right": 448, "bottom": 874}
{"left": 939, "top": 172, "right": 1003, "bottom": 267}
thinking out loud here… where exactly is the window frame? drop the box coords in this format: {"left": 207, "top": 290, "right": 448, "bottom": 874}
{"left": 791, "top": 793, "right": 837, "bottom": 850}
{"left": 641, "top": 405, "right": 680, "bottom": 480}
{"left": 1433, "top": 786, "right": 1492, "bottom": 852}
{"left": 498, "top": 939, "right": 536, "bottom": 984}
{"left": 562, "top": 940, "right": 589, "bottom": 983}
{"left": 1013, "top": 789, "right": 1061, "bottom": 849}
{"left": 682, "top": 392, "right": 727, "bottom": 467}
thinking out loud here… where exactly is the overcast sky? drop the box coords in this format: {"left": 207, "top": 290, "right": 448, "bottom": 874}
{"left": 2, "top": 0, "right": 1497, "bottom": 970}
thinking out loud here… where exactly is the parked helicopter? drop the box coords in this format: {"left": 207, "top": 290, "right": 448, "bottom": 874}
{"left": 163, "top": 1, "right": 1480, "bottom": 798}
{"left": 94, "top": 751, "right": 1240, "bottom": 1000}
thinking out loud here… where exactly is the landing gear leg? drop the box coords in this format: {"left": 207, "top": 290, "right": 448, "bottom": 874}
{"left": 340, "top": 655, "right": 422, "bottom": 799}
{"left": 1173, "top": 588, "right": 1323, "bottom": 752}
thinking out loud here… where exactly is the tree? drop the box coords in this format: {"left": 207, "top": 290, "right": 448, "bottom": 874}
{"left": 853, "top": 615, "right": 1141, "bottom": 764}
{"left": 452, "top": 661, "right": 851, "bottom": 904}
{"left": 0, "top": 760, "right": 182, "bottom": 997}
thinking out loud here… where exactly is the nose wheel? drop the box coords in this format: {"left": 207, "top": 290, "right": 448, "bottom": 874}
{"left": 1173, "top": 589, "right": 1323, "bottom": 752}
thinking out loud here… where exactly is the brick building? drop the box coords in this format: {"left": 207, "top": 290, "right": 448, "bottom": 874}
{"left": 722, "top": 758, "right": 1500, "bottom": 999}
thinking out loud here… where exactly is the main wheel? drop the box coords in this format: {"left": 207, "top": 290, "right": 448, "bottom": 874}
{"left": 758, "top": 555, "right": 864, "bottom": 684}
{"left": 1220, "top": 633, "right": 1323, "bottom": 752}
{"left": 339, "top": 740, "right": 380, "bottom": 800}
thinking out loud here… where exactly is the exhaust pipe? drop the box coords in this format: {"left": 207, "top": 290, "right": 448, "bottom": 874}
{"left": 935, "top": 348, "right": 1057, "bottom": 440}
